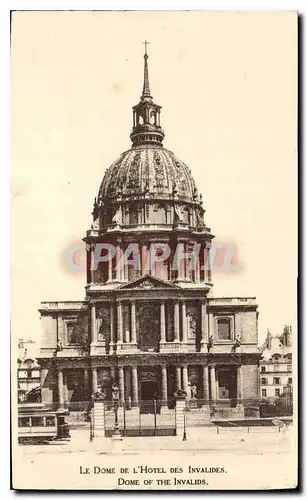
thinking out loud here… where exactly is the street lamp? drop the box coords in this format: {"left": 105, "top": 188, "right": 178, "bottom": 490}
{"left": 112, "top": 383, "right": 121, "bottom": 436}
{"left": 183, "top": 407, "right": 187, "bottom": 441}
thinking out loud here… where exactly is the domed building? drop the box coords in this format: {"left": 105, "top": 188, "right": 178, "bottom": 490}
{"left": 38, "top": 47, "right": 260, "bottom": 423}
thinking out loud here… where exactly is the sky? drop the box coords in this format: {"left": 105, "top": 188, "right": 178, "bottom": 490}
{"left": 11, "top": 11, "right": 297, "bottom": 345}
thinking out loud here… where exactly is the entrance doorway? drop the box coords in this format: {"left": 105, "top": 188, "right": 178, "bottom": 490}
{"left": 140, "top": 381, "right": 159, "bottom": 414}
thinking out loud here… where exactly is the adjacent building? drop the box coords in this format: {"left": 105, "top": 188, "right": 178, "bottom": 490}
{"left": 17, "top": 339, "right": 40, "bottom": 402}
{"left": 38, "top": 47, "right": 260, "bottom": 415}
{"left": 259, "top": 326, "right": 293, "bottom": 400}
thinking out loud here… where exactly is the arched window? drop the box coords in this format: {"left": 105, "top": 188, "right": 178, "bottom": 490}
{"left": 261, "top": 377, "right": 267, "bottom": 385}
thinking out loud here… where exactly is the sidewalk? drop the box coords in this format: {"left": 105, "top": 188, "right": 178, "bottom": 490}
{"left": 21, "top": 426, "right": 294, "bottom": 456}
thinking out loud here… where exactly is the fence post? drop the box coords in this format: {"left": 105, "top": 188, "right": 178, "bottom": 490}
{"left": 154, "top": 400, "right": 157, "bottom": 436}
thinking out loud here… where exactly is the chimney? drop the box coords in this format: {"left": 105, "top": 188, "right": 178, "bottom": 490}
{"left": 266, "top": 329, "right": 272, "bottom": 350}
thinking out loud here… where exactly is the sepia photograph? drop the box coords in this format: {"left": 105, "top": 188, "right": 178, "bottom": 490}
{"left": 11, "top": 10, "right": 298, "bottom": 490}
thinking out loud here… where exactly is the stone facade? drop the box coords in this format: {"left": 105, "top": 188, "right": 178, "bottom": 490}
{"left": 37, "top": 47, "right": 260, "bottom": 414}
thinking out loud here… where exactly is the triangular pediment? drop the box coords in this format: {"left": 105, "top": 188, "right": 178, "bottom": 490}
{"left": 118, "top": 274, "right": 180, "bottom": 290}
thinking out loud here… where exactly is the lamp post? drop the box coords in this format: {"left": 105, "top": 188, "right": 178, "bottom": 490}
{"left": 112, "top": 383, "right": 121, "bottom": 436}
{"left": 183, "top": 407, "right": 187, "bottom": 441}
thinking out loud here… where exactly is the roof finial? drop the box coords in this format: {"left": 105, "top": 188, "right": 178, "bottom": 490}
{"left": 141, "top": 40, "right": 152, "bottom": 99}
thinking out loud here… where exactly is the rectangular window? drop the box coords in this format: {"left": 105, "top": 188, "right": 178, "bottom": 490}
{"left": 45, "top": 416, "right": 56, "bottom": 427}
{"left": 31, "top": 416, "right": 44, "bottom": 427}
{"left": 273, "top": 377, "right": 280, "bottom": 385}
{"left": 275, "top": 388, "right": 280, "bottom": 397}
{"left": 261, "top": 389, "right": 267, "bottom": 397}
{"left": 216, "top": 317, "right": 232, "bottom": 340}
{"left": 18, "top": 417, "right": 30, "bottom": 427}
{"left": 288, "top": 378, "right": 292, "bottom": 385}
{"left": 67, "top": 322, "right": 82, "bottom": 345}
{"left": 261, "top": 366, "right": 266, "bottom": 373}
{"left": 261, "top": 378, "right": 267, "bottom": 385}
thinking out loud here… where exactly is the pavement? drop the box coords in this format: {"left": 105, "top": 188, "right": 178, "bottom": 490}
{"left": 19, "top": 425, "right": 295, "bottom": 456}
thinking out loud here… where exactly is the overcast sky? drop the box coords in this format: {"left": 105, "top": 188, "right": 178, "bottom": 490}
{"left": 11, "top": 11, "right": 297, "bottom": 344}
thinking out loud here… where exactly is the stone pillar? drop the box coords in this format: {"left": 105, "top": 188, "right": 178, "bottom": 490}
{"left": 90, "top": 244, "right": 95, "bottom": 283}
{"left": 63, "top": 371, "right": 68, "bottom": 404}
{"left": 118, "top": 367, "right": 125, "bottom": 404}
{"left": 115, "top": 243, "right": 121, "bottom": 281}
{"left": 181, "top": 301, "right": 188, "bottom": 343}
{"left": 175, "top": 395, "right": 186, "bottom": 437}
{"left": 107, "top": 252, "right": 113, "bottom": 282}
{"left": 132, "top": 366, "right": 138, "bottom": 406}
{"left": 161, "top": 366, "right": 168, "bottom": 403}
{"left": 141, "top": 243, "right": 148, "bottom": 275}
{"left": 131, "top": 301, "right": 137, "bottom": 344}
{"left": 117, "top": 301, "right": 123, "bottom": 344}
{"left": 57, "top": 369, "right": 64, "bottom": 408}
{"left": 92, "top": 367, "right": 98, "bottom": 394}
{"left": 92, "top": 400, "right": 105, "bottom": 438}
{"left": 174, "top": 301, "right": 180, "bottom": 342}
{"left": 40, "top": 367, "right": 50, "bottom": 404}
{"left": 182, "top": 365, "right": 189, "bottom": 396}
{"left": 91, "top": 304, "right": 97, "bottom": 345}
{"left": 84, "top": 367, "right": 89, "bottom": 398}
{"left": 202, "top": 365, "right": 209, "bottom": 401}
{"left": 109, "top": 302, "right": 115, "bottom": 348}
{"left": 160, "top": 301, "right": 166, "bottom": 343}
{"left": 210, "top": 365, "right": 217, "bottom": 402}
{"left": 124, "top": 367, "right": 131, "bottom": 402}
{"left": 237, "top": 365, "right": 243, "bottom": 402}
{"left": 175, "top": 366, "right": 182, "bottom": 391}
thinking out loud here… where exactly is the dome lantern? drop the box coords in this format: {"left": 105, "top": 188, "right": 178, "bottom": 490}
{"left": 130, "top": 41, "right": 165, "bottom": 147}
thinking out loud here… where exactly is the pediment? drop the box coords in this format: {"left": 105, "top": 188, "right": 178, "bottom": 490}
{"left": 118, "top": 275, "right": 180, "bottom": 290}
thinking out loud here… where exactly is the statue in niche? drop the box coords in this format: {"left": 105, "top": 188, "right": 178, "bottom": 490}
{"left": 150, "top": 110, "right": 156, "bottom": 125}
{"left": 112, "top": 206, "right": 122, "bottom": 225}
{"left": 187, "top": 310, "right": 198, "bottom": 339}
{"left": 196, "top": 210, "right": 204, "bottom": 228}
{"left": 174, "top": 204, "right": 185, "bottom": 223}
{"left": 207, "top": 335, "right": 213, "bottom": 352}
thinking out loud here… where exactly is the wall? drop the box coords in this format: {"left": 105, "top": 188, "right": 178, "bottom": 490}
{"left": 242, "top": 363, "right": 259, "bottom": 399}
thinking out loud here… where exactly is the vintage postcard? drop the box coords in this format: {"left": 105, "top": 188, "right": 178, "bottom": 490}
{"left": 11, "top": 10, "right": 298, "bottom": 490}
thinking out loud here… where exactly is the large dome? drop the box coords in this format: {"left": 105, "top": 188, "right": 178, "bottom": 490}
{"left": 98, "top": 144, "right": 199, "bottom": 205}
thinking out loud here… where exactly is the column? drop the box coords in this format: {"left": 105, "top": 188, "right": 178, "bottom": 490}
{"left": 160, "top": 301, "right": 166, "bottom": 343}
{"left": 118, "top": 367, "right": 125, "bottom": 404}
{"left": 84, "top": 367, "right": 89, "bottom": 398}
{"left": 90, "top": 244, "right": 95, "bottom": 283}
{"left": 182, "top": 365, "right": 189, "bottom": 396}
{"left": 181, "top": 301, "right": 188, "bottom": 343}
{"left": 109, "top": 302, "right": 114, "bottom": 346}
{"left": 91, "top": 304, "right": 97, "bottom": 344}
{"left": 201, "top": 301, "right": 208, "bottom": 343}
{"left": 174, "top": 301, "right": 180, "bottom": 342}
{"left": 115, "top": 243, "right": 121, "bottom": 281}
{"left": 202, "top": 365, "right": 209, "bottom": 401}
{"left": 117, "top": 301, "right": 123, "bottom": 343}
{"left": 92, "top": 367, "right": 98, "bottom": 394}
{"left": 131, "top": 301, "right": 137, "bottom": 344}
{"left": 107, "top": 252, "right": 113, "bottom": 282}
{"left": 132, "top": 366, "right": 138, "bottom": 405}
{"left": 57, "top": 369, "right": 64, "bottom": 408}
{"left": 63, "top": 371, "right": 68, "bottom": 404}
{"left": 161, "top": 366, "right": 168, "bottom": 402}
{"left": 175, "top": 366, "right": 182, "bottom": 391}
{"left": 210, "top": 365, "right": 217, "bottom": 402}
{"left": 237, "top": 365, "right": 243, "bottom": 403}
{"left": 141, "top": 243, "right": 148, "bottom": 275}
{"left": 124, "top": 367, "right": 131, "bottom": 402}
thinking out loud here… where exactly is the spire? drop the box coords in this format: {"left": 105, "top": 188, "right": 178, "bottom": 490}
{"left": 141, "top": 40, "right": 152, "bottom": 100}
{"left": 130, "top": 42, "right": 165, "bottom": 147}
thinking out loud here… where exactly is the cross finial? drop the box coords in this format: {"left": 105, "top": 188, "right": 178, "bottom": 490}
{"left": 143, "top": 40, "right": 150, "bottom": 55}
